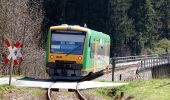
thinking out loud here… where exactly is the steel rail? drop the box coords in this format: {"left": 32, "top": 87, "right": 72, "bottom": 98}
{"left": 47, "top": 82, "right": 56, "bottom": 100}
{"left": 47, "top": 82, "right": 87, "bottom": 100}
{"left": 75, "top": 82, "right": 86, "bottom": 100}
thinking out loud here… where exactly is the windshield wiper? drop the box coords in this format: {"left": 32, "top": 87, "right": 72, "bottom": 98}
{"left": 65, "top": 44, "right": 82, "bottom": 56}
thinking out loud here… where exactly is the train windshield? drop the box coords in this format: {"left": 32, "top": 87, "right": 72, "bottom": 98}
{"left": 50, "top": 30, "right": 86, "bottom": 55}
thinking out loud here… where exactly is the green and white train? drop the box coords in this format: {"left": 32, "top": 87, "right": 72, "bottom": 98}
{"left": 46, "top": 25, "right": 110, "bottom": 80}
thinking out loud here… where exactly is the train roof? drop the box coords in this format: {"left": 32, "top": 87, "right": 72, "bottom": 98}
{"left": 50, "top": 25, "right": 90, "bottom": 32}
{"left": 50, "top": 25, "right": 110, "bottom": 39}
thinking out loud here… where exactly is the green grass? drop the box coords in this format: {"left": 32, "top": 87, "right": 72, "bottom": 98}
{"left": 0, "top": 74, "right": 26, "bottom": 78}
{"left": 0, "top": 84, "right": 16, "bottom": 90}
{"left": 95, "top": 79, "right": 170, "bottom": 100}
{"left": 95, "top": 87, "right": 113, "bottom": 100}
{"left": 63, "top": 91, "right": 70, "bottom": 96}
{"left": 0, "top": 84, "right": 45, "bottom": 96}
{"left": 0, "top": 75, "right": 45, "bottom": 96}
{"left": 27, "top": 88, "right": 45, "bottom": 95}
{"left": 0, "top": 84, "right": 17, "bottom": 95}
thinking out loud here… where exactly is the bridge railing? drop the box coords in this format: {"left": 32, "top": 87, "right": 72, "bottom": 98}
{"left": 111, "top": 54, "right": 170, "bottom": 81}
{"left": 113, "top": 54, "right": 158, "bottom": 64}
{"left": 141, "top": 56, "right": 170, "bottom": 68}
{"left": 111, "top": 54, "right": 170, "bottom": 68}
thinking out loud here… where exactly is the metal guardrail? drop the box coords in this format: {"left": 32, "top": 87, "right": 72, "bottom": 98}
{"left": 114, "top": 54, "right": 158, "bottom": 64}
{"left": 111, "top": 54, "right": 170, "bottom": 81}
{"left": 111, "top": 54, "right": 170, "bottom": 68}
{"left": 141, "top": 56, "right": 170, "bottom": 68}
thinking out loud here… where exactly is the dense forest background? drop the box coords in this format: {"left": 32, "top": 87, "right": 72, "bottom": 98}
{"left": 42, "top": 0, "right": 170, "bottom": 56}
{"left": 0, "top": 0, "right": 170, "bottom": 77}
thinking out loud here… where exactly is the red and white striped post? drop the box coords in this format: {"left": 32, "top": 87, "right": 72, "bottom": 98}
{"left": 3, "top": 40, "right": 23, "bottom": 85}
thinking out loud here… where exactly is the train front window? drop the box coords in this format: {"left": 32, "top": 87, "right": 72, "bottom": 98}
{"left": 50, "top": 30, "right": 86, "bottom": 55}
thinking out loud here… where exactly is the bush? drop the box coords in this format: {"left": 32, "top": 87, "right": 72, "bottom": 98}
{"left": 147, "top": 38, "right": 170, "bottom": 55}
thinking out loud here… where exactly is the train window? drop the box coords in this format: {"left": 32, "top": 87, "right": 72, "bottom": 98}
{"left": 50, "top": 30, "right": 86, "bottom": 55}
{"left": 89, "top": 36, "right": 91, "bottom": 47}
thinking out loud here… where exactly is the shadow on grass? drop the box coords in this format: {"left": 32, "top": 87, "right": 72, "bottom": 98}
{"left": 107, "top": 88, "right": 135, "bottom": 100}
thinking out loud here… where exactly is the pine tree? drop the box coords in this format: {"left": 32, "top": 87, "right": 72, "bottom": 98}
{"left": 153, "top": 0, "right": 170, "bottom": 39}
{"left": 128, "top": 0, "right": 159, "bottom": 54}
{"left": 109, "top": 0, "right": 134, "bottom": 56}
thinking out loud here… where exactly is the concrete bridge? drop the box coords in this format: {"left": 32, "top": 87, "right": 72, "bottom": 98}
{"left": 106, "top": 54, "right": 170, "bottom": 81}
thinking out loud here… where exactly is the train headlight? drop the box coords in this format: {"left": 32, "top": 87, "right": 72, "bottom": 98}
{"left": 78, "top": 56, "right": 82, "bottom": 60}
{"left": 50, "top": 55, "right": 54, "bottom": 59}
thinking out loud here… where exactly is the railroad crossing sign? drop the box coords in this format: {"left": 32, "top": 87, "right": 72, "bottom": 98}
{"left": 4, "top": 40, "right": 23, "bottom": 65}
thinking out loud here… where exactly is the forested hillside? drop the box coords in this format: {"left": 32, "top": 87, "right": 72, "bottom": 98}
{"left": 0, "top": 0, "right": 170, "bottom": 77}
{"left": 42, "top": 0, "right": 170, "bottom": 56}
{"left": 0, "top": 0, "right": 47, "bottom": 77}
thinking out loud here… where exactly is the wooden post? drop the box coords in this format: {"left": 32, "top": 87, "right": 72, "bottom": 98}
{"left": 9, "top": 60, "right": 13, "bottom": 86}
{"left": 120, "top": 92, "right": 124, "bottom": 99}
{"left": 112, "top": 57, "right": 115, "bottom": 81}
{"left": 119, "top": 74, "right": 122, "bottom": 81}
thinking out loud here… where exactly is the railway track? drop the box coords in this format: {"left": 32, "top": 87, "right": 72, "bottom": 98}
{"left": 46, "top": 68, "right": 112, "bottom": 100}
{"left": 81, "top": 64, "right": 137, "bottom": 81}
{"left": 47, "top": 64, "right": 138, "bottom": 100}
{"left": 47, "top": 82, "right": 86, "bottom": 100}
{"left": 80, "top": 67, "right": 114, "bottom": 81}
